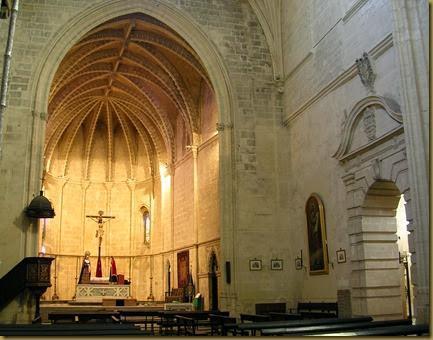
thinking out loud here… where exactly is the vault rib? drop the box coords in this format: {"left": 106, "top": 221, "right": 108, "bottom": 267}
{"left": 132, "top": 41, "right": 197, "bottom": 136}
{"left": 50, "top": 42, "right": 119, "bottom": 97}
{"left": 45, "top": 99, "right": 100, "bottom": 171}
{"left": 46, "top": 96, "right": 97, "bottom": 140}
{"left": 114, "top": 74, "right": 175, "bottom": 162}
{"left": 105, "top": 100, "right": 113, "bottom": 182}
{"left": 117, "top": 103, "right": 156, "bottom": 177}
{"left": 108, "top": 100, "right": 135, "bottom": 179}
{"left": 83, "top": 101, "right": 104, "bottom": 180}
{"left": 109, "top": 96, "right": 168, "bottom": 159}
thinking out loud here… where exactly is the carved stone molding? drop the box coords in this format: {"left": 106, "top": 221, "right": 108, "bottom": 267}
{"left": 333, "top": 96, "right": 403, "bottom": 162}
{"left": 362, "top": 106, "right": 376, "bottom": 141}
{"left": 356, "top": 52, "right": 376, "bottom": 94}
{"left": 216, "top": 122, "right": 233, "bottom": 132}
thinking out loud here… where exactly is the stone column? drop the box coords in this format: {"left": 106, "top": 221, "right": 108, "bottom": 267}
{"left": 104, "top": 181, "right": 113, "bottom": 262}
{"left": 391, "top": 0, "right": 429, "bottom": 323}
{"left": 55, "top": 176, "right": 68, "bottom": 299}
{"left": 80, "top": 180, "right": 90, "bottom": 253}
{"left": 191, "top": 143, "right": 199, "bottom": 291}
{"left": 24, "top": 111, "right": 48, "bottom": 259}
{"left": 216, "top": 122, "right": 237, "bottom": 311}
{"left": 168, "top": 163, "right": 175, "bottom": 251}
{"left": 126, "top": 178, "right": 136, "bottom": 290}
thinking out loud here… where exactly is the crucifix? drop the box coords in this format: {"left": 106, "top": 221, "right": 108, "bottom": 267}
{"left": 86, "top": 210, "right": 115, "bottom": 277}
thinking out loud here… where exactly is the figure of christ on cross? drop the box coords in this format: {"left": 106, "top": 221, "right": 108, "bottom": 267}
{"left": 86, "top": 210, "right": 115, "bottom": 277}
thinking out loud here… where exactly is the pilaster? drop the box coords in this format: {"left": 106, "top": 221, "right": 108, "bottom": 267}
{"left": 391, "top": 0, "right": 429, "bottom": 323}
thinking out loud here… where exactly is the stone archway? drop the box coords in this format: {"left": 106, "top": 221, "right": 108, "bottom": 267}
{"left": 334, "top": 95, "right": 419, "bottom": 320}
{"left": 29, "top": 0, "right": 237, "bottom": 309}
{"left": 353, "top": 180, "right": 405, "bottom": 319}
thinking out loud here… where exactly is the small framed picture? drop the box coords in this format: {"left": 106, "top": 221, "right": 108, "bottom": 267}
{"left": 336, "top": 249, "right": 346, "bottom": 263}
{"left": 295, "top": 258, "right": 303, "bottom": 270}
{"left": 249, "top": 259, "right": 262, "bottom": 271}
{"left": 271, "top": 259, "right": 283, "bottom": 271}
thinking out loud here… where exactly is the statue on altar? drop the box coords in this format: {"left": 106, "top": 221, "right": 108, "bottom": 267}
{"left": 78, "top": 251, "right": 91, "bottom": 284}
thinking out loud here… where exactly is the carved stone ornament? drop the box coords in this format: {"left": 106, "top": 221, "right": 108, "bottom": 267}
{"left": 362, "top": 106, "right": 376, "bottom": 141}
{"left": 216, "top": 122, "right": 233, "bottom": 131}
{"left": 356, "top": 52, "right": 376, "bottom": 93}
{"left": 333, "top": 96, "right": 403, "bottom": 162}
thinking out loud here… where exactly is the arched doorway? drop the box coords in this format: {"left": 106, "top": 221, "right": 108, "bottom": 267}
{"left": 166, "top": 260, "right": 171, "bottom": 296}
{"left": 334, "top": 95, "right": 417, "bottom": 320}
{"left": 208, "top": 251, "right": 218, "bottom": 311}
{"left": 357, "top": 180, "right": 410, "bottom": 319}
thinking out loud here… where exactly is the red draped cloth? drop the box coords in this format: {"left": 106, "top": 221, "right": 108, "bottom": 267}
{"left": 96, "top": 257, "right": 102, "bottom": 277}
{"left": 110, "top": 256, "right": 117, "bottom": 276}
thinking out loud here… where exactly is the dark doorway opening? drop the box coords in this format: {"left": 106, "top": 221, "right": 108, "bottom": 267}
{"left": 209, "top": 252, "right": 218, "bottom": 311}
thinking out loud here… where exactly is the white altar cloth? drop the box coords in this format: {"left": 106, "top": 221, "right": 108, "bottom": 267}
{"left": 75, "top": 284, "right": 130, "bottom": 302}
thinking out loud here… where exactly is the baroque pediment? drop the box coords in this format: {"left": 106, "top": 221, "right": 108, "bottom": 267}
{"left": 333, "top": 96, "right": 403, "bottom": 161}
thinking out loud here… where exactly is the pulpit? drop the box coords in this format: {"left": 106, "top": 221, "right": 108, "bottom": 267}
{"left": 0, "top": 257, "right": 54, "bottom": 323}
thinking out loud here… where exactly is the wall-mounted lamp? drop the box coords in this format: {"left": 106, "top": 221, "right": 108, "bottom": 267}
{"left": 295, "top": 250, "right": 303, "bottom": 270}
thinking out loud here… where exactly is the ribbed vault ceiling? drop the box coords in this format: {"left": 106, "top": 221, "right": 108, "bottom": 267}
{"left": 45, "top": 13, "right": 212, "bottom": 181}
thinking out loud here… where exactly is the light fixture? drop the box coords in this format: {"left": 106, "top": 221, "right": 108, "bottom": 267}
{"left": 25, "top": 190, "right": 55, "bottom": 219}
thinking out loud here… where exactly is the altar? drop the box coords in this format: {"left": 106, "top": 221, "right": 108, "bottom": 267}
{"left": 75, "top": 284, "right": 130, "bottom": 302}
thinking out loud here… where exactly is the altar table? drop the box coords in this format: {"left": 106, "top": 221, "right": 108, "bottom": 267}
{"left": 75, "top": 284, "right": 130, "bottom": 302}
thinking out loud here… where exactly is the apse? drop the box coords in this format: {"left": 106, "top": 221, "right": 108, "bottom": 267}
{"left": 40, "top": 13, "right": 220, "bottom": 303}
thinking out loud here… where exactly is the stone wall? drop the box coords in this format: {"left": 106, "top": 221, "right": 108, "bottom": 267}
{"left": 280, "top": 0, "right": 411, "bottom": 319}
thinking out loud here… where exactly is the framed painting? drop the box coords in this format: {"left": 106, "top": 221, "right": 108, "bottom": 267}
{"left": 305, "top": 193, "right": 329, "bottom": 275}
{"left": 336, "top": 249, "right": 346, "bottom": 263}
{"left": 249, "top": 259, "right": 262, "bottom": 271}
{"left": 177, "top": 250, "right": 189, "bottom": 287}
{"left": 271, "top": 259, "right": 283, "bottom": 271}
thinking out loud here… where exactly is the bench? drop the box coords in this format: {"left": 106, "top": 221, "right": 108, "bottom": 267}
{"left": 240, "top": 313, "right": 271, "bottom": 322}
{"left": 157, "top": 310, "right": 210, "bottom": 335}
{"left": 48, "top": 311, "right": 121, "bottom": 324}
{"left": 239, "top": 313, "right": 272, "bottom": 335}
{"left": 268, "top": 312, "right": 303, "bottom": 321}
{"left": 294, "top": 302, "right": 338, "bottom": 318}
{"left": 319, "top": 324, "right": 429, "bottom": 336}
{"left": 261, "top": 318, "right": 412, "bottom": 335}
{"left": 176, "top": 315, "right": 210, "bottom": 336}
{"left": 226, "top": 316, "right": 373, "bottom": 336}
{"left": 0, "top": 323, "right": 150, "bottom": 336}
{"left": 118, "top": 310, "right": 161, "bottom": 334}
{"left": 255, "top": 302, "right": 286, "bottom": 315}
{"left": 208, "top": 314, "right": 234, "bottom": 335}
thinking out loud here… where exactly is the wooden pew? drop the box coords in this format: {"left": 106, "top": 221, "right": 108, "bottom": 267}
{"left": 261, "top": 318, "right": 412, "bottom": 336}
{"left": 176, "top": 315, "right": 210, "bottom": 336}
{"left": 295, "top": 302, "right": 338, "bottom": 318}
{"left": 268, "top": 312, "right": 303, "bottom": 321}
{"left": 0, "top": 323, "right": 150, "bottom": 336}
{"left": 157, "top": 310, "right": 211, "bottom": 335}
{"left": 175, "top": 311, "right": 230, "bottom": 336}
{"left": 317, "top": 324, "right": 429, "bottom": 336}
{"left": 208, "top": 314, "right": 235, "bottom": 335}
{"left": 118, "top": 310, "right": 161, "bottom": 334}
{"left": 48, "top": 311, "right": 120, "bottom": 324}
{"left": 224, "top": 316, "right": 373, "bottom": 336}
{"left": 239, "top": 313, "right": 272, "bottom": 335}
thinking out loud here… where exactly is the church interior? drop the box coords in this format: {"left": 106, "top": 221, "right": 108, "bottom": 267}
{"left": 0, "top": 0, "right": 429, "bottom": 336}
